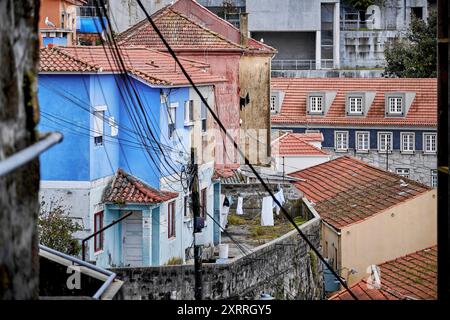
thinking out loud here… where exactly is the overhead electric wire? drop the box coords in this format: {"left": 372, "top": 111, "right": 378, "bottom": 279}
{"left": 88, "top": 6, "right": 182, "bottom": 180}
{"left": 127, "top": 0, "right": 358, "bottom": 300}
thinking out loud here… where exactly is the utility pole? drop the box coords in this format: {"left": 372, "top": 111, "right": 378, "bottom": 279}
{"left": 190, "top": 147, "right": 203, "bottom": 300}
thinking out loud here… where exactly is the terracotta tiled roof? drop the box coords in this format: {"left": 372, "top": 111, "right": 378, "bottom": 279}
{"left": 271, "top": 133, "right": 328, "bottom": 156}
{"left": 103, "top": 169, "right": 178, "bottom": 205}
{"left": 271, "top": 78, "right": 437, "bottom": 127}
{"left": 118, "top": 0, "right": 276, "bottom": 54}
{"left": 290, "top": 156, "right": 431, "bottom": 230}
{"left": 118, "top": 8, "right": 244, "bottom": 50}
{"left": 330, "top": 246, "right": 437, "bottom": 300}
{"left": 40, "top": 47, "right": 99, "bottom": 72}
{"left": 39, "top": 46, "right": 224, "bottom": 86}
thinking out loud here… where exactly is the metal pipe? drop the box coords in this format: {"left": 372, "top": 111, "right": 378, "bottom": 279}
{"left": 0, "top": 132, "right": 63, "bottom": 177}
{"left": 39, "top": 244, "right": 116, "bottom": 300}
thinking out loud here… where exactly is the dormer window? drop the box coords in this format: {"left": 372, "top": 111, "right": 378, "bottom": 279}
{"left": 385, "top": 93, "right": 406, "bottom": 116}
{"left": 389, "top": 97, "right": 403, "bottom": 114}
{"left": 346, "top": 93, "right": 365, "bottom": 115}
{"left": 270, "top": 95, "right": 277, "bottom": 113}
{"left": 270, "top": 91, "right": 284, "bottom": 114}
{"left": 349, "top": 97, "right": 363, "bottom": 113}
{"left": 307, "top": 93, "right": 326, "bottom": 115}
{"left": 310, "top": 96, "right": 323, "bottom": 113}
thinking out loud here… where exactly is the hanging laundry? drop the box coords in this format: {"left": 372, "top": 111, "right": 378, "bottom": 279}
{"left": 223, "top": 196, "right": 230, "bottom": 207}
{"left": 220, "top": 194, "right": 229, "bottom": 229}
{"left": 261, "top": 196, "right": 274, "bottom": 226}
{"left": 273, "top": 188, "right": 286, "bottom": 215}
{"left": 236, "top": 196, "right": 244, "bottom": 215}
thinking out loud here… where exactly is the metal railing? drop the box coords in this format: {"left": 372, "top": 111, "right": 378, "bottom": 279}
{"left": 272, "top": 59, "right": 334, "bottom": 71}
{"left": 272, "top": 59, "right": 317, "bottom": 70}
{"left": 77, "top": 6, "right": 108, "bottom": 17}
{"left": 39, "top": 244, "right": 117, "bottom": 300}
{"left": 0, "top": 132, "right": 63, "bottom": 177}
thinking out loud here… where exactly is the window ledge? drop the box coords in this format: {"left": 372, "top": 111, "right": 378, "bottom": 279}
{"left": 423, "top": 151, "right": 437, "bottom": 155}
{"left": 94, "top": 249, "right": 104, "bottom": 256}
{"left": 184, "top": 121, "right": 194, "bottom": 127}
{"left": 355, "top": 150, "right": 369, "bottom": 154}
{"left": 401, "top": 151, "right": 415, "bottom": 155}
{"left": 334, "top": 149, "right": 349, "bottom": 153}
{"left": 378, "top": 150, "right": 393, "bottom": 154}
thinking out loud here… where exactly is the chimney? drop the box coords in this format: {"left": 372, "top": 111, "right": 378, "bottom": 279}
{"left": 239, "top": 12, "right": 248, "bottom": 47}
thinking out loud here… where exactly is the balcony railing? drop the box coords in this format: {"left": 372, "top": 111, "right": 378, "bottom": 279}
{"left": 272, "top": 59, "right": 334, "bottom": 71}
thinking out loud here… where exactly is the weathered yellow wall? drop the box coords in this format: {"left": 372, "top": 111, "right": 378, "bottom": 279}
{"left": 239, "top": 54, "right": 271, "bottom": 166}
{"left": 338, "top": 189, "right": 437, "bottom": 285}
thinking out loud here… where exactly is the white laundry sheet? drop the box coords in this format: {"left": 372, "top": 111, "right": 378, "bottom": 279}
{"left": 272, "top": 189, "right": 286, "bottom": 215}
{"left": 236, "top": 196, "right": 244, "bottom": 215}
{"left": 220, "top": 194, "right": 230, "bottom": 229}
{"left": 261, "top": 196, "right": 274, "bottom": 226}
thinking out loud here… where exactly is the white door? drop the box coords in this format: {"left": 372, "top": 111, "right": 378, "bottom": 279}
{"left": 123, "top": 211, "right": 143, "bottom": 266}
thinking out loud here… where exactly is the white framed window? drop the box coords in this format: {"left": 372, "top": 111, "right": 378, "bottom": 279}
{"left": 201, "top": 101, "right": 207, "bottom": 133}
{"left": 270, "top": 95, "right": 277, "bottom": 113}
{"left": 309, "top": 96, "right": 323, "bottom": 113}
{"left": 401, "top": 132, "right": 415, "bottom": 153}
{"left": 388, "top": 97, "right": 403, "bottom": 114}
{"left": 423, "top": 133, "right": 437, "bottom": 153}
{"left": 355, "top": 131, "right": 370, "bottom": 152}
{"left": 396, "top": 168, "right": 410, "bottom": 178}
{"left": 378, "top": 132, "right": 392, "bottom": 152}
{"left": 168, "top": 102, "right": 177, "bottom": 138}
{"left": 93, "top": 106, "right": 106, "bottom": 146}
{"left": 431, "top": 170, "right": 437, "bottom": 188}
{"left": 349, "top": 97, "right": 363, "bottom": 114}
{"left": 184, "top": 100, "right": 194, "bottom": 125}
{"left": 335, "top": 131, "right": 348, "bottom": 151}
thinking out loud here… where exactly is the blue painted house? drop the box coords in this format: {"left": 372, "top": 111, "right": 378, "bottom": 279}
{"left": 271, "top": 78, "right": 438, "bottom": 187}
{"left": 38, "top": 46, "right": 224, "bottom": 267}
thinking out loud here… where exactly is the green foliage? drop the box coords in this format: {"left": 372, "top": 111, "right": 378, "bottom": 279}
{"left": 227, "top": 214, "right": 246, "bottom": 225}
{"left": 38, "top": 202, "right": 82, "bottom": 256}
{"left": 384, "top": 10, "right": 437, "bottom": 78}
{"left": 165, "top": 257, "right": 183, "bottom": 265}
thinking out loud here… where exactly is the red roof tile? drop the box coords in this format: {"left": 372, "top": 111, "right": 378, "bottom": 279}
{"left": 118, "top": 8, "right": 244, "bottom": 50}
{"left": 39, "top": 46, "right": 224, "bottom": 86}
{"left": 271, "top": 132, "right": 328, "bottom": 156}
{"left": 289, "top": 156, "right": 431, "bottom": 230}
{"left": 330, "top": 246, "right": 437, "bottom": 300}
{"left": 103, "top": 169, "right": 178, "bottom": 205}
{"left": 117, "top": 0, "right": 275, "bottom": 54}
{"left": 271, "top": 77, "right": 437, "bottom": 127}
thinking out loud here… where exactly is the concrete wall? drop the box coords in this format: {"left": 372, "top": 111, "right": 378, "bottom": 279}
{"left": 239, "top": 54, "right": 272, "bottom": 165}
{"left": 246, "top": 0, "right": 334, "bottom": 32}
{"left": 252, "top": 32, "right": 316, "bottom": 60}
{"left": 339, "top": 189, "right": 437, "bottom": 284}
{"left": 273, "top": 155, "right": 331, "bottom": 174}
{"left": 108, "top": 0, "right": 173, "bottom": 33}
{"left": 111, "top": 212, "right": 324, "bottom": 300}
